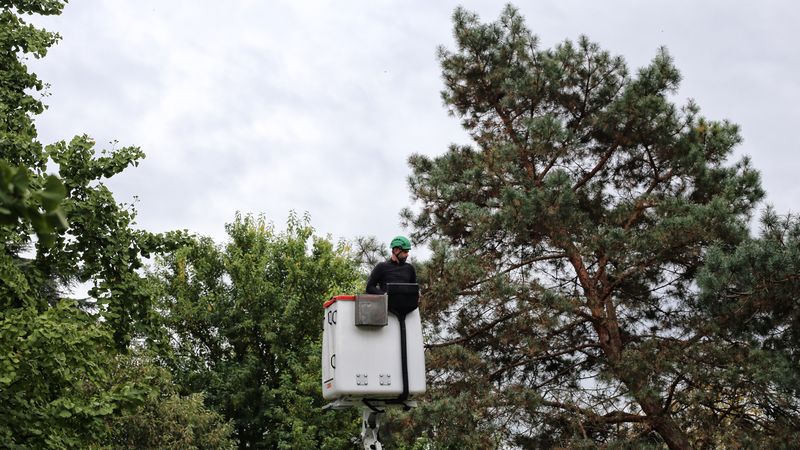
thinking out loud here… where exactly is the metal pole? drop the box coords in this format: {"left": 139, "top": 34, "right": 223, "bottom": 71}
{"left": 361, "top": 406, "right": 384, "bottom": 450}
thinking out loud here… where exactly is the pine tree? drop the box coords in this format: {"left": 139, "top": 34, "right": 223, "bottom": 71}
{"left": 396, "top": 5, "right": 796, "bottom": 449}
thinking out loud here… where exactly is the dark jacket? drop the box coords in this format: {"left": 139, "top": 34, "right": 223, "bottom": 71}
{"left": 365, "top": 260, "right": 416, "bottom": 294}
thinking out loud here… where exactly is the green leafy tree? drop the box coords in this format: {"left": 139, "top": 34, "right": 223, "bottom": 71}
{"left": 0, "top": 2, "right": 125, "bottom": 446}
{"left": 396, "top": 5, "right": 787, "bottom": 449}
{"left": 44, "top": 135, "right": 189, "bottom": 345}
{"left": 0, "top": 161, "right": 67, "bottom": 247}
{"left": 102, "top": 353, "right": 236, "bottom": 450}
{"left": 0, "top": 0, "right": 63, "bottom": 170}
{"left": 153, "top": 213, "right": 362, "bottom": 449}
{"left": 2, "top": 0, "right": 184, "bottom": 342}
{"left": 1, "top": 320, "right": 235, "bottom": 450}
{"left": 0, "top": 303, "right": 139, "bottom": 448}
{"left": 1, "top": 1, "right": 208, "bottom": 447}
{"left": 1, "top": 0, "right": 68, "bottom": 307}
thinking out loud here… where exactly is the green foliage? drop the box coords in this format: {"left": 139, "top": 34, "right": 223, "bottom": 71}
{"left": 1, "top": 0, "right": 69, "bottom": 293}
{"left": 687, "top": 209, "right": 800, "bottom": 447}
{"left": 44, "top": 134, "right": 189, "bottom": 346}
{"left": 383, "top": 379, "right": 504, "bottom": 450}
{"left": 1, "top": 2, "right": 203, "bottom": 448}
{"left": 1, "top": 0, "right": 187, "bottom": 335}
{"left": 108, "top": 393, "right": 236, "bottom": 450}
{"left": 396, "top": 5, "right": 788, "bottom": 449}
{"left": 0, "top": 302, "right": 141, "bottom": 449}
{"left": 698, "top": 208, "right": 800, "bottom": 355}
{"left": 0, "top": 161, "right": 67, "bottom": 247}
{"left": 153, "top": 212, "right": 362, "bottom": 449}
{"left": 102, "top": 353, "right": 236, "bottom": 450}
{"left": 0, "top": 311, "right": 235, "bottom": 450}
{"left": 0, "top": 0, "right": 64, "bottom": 170}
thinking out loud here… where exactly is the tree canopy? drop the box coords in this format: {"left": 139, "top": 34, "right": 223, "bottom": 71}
{"left": 150, "top": 213, "right": 363, "bottom": 449}
{"left": 398, "top": 5, "right": 797, "bottom": 449}
{"left": 3, "top": 1, "right": 799, "bottom": 449}
{"left": 1, "top": 1, "right": 232, "bottom": 447}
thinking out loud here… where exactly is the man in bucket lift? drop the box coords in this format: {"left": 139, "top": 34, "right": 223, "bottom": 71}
{"left": 365, "top": 235, "right": 416, "bottom": 294}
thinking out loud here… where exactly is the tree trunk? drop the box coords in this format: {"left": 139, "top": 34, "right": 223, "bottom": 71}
{"left": 600, "top": 323, "right": 691, "bottom": 450}
{"left": 636, "top": 395, "right": 691, "bottom": 450}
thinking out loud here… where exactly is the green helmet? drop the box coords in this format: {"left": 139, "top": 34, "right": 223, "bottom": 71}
{"left": 390, "top": 235, "right": 412, "bottom": 251}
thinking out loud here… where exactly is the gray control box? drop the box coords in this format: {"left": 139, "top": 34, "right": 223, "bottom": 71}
{"left": 354, "top": 294, "right": 388, "bottom": 327}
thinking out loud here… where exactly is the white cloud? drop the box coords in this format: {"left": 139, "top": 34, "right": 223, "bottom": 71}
{"left": 28, "top": 0, "right": 800, "bottom": 248}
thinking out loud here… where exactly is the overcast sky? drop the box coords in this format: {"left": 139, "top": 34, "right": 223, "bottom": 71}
{"left": 29, "top": 0, "right": 800, "bottom": 251}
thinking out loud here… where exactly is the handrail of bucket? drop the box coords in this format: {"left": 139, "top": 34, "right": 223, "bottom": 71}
{"left": 323, "top": 295, "right": 356, "bottom": 309}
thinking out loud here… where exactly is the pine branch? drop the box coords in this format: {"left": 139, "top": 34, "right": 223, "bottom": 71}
{"left": 488, "top": 343, "right": 599, "bottom": 381}
{"left": 663, "top": 374, "right": 685, "bottom": 412}
{"left": 622, "top": 168, "right": 674, "bottom": 230}
{"left": 425, "top": 310, "right": 522, "bottom": 348}
{"left": 460, "top": 253, "right": 567, "bottom": 292}
{"left": 491, "top": 101, "right": 536, "bottom": 179}
{"left": 540, "top": 400, "right": 650, "bottom": 424}
{"left": 572, "top": 145, "right": 617, "bottom": 191}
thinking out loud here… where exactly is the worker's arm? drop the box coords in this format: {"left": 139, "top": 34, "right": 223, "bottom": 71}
{"left": 365, "top": 263, "right": 385, "bottom": 294}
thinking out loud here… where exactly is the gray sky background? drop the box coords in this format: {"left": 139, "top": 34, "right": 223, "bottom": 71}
{"left": 30, "top": 1, "right": 799, "bottom": 252}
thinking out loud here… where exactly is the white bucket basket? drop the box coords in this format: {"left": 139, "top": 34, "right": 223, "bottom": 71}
{"left": 322, "top": 294, "right": 426, "bottom": 401}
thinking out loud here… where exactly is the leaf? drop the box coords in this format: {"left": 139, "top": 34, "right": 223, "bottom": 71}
{"left": 45, "top": 209, "right": 68, "bottom": 230}
{"left": 38, "top": 175, "right": 66, "bottom": 211}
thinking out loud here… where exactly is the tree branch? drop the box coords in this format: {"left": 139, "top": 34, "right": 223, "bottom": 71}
{"left": 461, "top": 253, "right": 567, "bottom": 291}
{"left": 425, "top": 311, "right": 522, "bottom": 349}
{"left": 492, "top": 102, "right": 536, "bottom": 179}
{"left": 488, "top": 343, "right": 599, "bottom": 381}
{"left": 664, "top": 374, "right": 685, "bottom": 412}
{"left": 622, "top": 168, "right": 674, "bottom": 230}
{"left": 540, "top": 400, "right": 650, "bottom": 424}
{"left": 573, "top": 145, "right": 617, "bottom": 191}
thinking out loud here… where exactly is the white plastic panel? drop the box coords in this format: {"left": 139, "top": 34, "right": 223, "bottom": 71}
{"left": 322, "top": 298, "right": 426, "bottom": 400}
